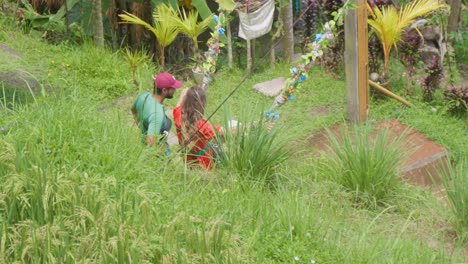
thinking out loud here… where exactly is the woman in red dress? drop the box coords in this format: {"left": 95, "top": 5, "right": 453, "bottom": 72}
{"left": 173, "top": 86, "right": 223, "bottom": 170}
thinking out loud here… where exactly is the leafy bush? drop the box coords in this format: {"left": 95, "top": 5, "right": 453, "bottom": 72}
{"left": 324, "top": 125, "right": 407, "bottom": 207}
{"left": 444, "top": 84, "right": 468, "bottom": 117}
{"left": 439, "top": 159, "right": 468, "bottom": 242}
{"left": 421, "top": 56, "right": 443, "bottom": 101}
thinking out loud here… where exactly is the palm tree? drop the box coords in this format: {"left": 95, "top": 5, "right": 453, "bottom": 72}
{"left": 119, "top": 4, "right": 179, "bottom": 67}
{"left": 120, "top": 47, "right": 151, "bottom": 84}
{"left": 161, "top": 8, "right": 211, "bottom": 51}
{"left": 367, "top": 0, "right": 445, "bottom": 75}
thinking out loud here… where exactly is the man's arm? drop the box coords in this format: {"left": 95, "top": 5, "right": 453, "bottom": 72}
{"left": 146, "top": 108, "right": 164, "bottom": 147}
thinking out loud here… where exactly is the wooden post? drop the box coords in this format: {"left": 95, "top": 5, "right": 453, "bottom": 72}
{"left": 345, "top": 0, "right": 368, "bottom": 123}
{"left": 247, "top": 39, "right": 252, "bottom": 74}
{"left": 227, "top": 20, "right": 233, "bottom": 69}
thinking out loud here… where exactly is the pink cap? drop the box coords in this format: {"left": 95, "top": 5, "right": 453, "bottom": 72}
{"left": 154, "top": 72, "right": 183, "bottom": 89}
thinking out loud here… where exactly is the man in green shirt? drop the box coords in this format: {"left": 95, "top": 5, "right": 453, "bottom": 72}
{"left": 131, "top": 72, "right": 183, "bottom": 146}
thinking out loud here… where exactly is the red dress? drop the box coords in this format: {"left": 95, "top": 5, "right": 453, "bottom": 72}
{"left": 173, "top": 106, "right": 219, "bottom": 170}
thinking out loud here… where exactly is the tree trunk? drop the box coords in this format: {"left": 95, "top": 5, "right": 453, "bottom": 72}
{"left": 247, "top": 39, "right": 252, "bottom": 74}
{"left": 281, "top": 0, "right": 294, "bottom": 63}
{"left": 64, "top": 0, "right": 70, "bottom": 39}
{"left": 447, "top": 0, "right": 462, "bottom": 34}
{"left": 270, "top": 38, "right": 275, "bottom": 69}
{"left": 227, "top": 20, "right": 233, "bottom": 69}
{"left": 93, "top": 0, "right": 104, "bottom": 47}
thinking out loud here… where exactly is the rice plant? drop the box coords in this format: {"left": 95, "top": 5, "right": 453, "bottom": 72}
{"left": 324, "top": 125, "right": 408, "bottom": 207}
{"left": 438, "top": 159, "right": 468, "bottom": 242}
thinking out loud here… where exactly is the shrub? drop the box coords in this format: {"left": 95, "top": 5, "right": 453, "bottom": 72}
{"left": 438, "top": 159, "right": 468, "bottom": 242}
{"left": 421, "top": 56, "right": 443, "bottom": 102}
{"left": 324, "top": 125, "right": 407, "bottom": 207}
{"left": 444, "top": 84, "right": 468, "bottom": 117}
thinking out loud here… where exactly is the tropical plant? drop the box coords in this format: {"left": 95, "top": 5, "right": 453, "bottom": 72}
{"left": 421, "top": 55, "right": 443, "bottom": 102}
{"left": 367, "top": 0, "right": 445, "bottom": 75}
{"left": 120, "top": 47, "right": 151, "bottom": 84}
{"left": 119, "top": 4, "right": 179, "bottom": 67}
{"left": 398, "top": 29, "right": 423, "bottom": 95}
{"left": 324, "top": 126, "right": 408, "bottom": 207}
{"left": 161, "top": 7, "right": 211, "bottom": 51}
{"left": 444, "top": 84, "right": 468, "bottom": 117}
{"left": 438, "top": 159, "right": 468, "bottom": 242}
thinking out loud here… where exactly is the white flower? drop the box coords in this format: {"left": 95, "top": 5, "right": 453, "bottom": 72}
{"left": 305, "top": 232, "right": 311, "bottom": 238}
{"left": 311, "top": 260, "right": 316, "bottom": 264}
{"left": 294, "top": 256, "right": 300, "bottom": 261}
{"left": 290, "top": 226, "right": 295, "bottom": 231}
{"left": 431, "top": 107, "right": 437, "bottom": 112}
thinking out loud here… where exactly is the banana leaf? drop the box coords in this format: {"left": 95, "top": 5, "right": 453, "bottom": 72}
{"left": 192, "top": 0, "right": 214, "bottom": 27}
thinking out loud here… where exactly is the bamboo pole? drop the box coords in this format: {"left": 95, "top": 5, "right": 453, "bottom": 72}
{"left": 369, "top": 80, "right": 414, "bottom": 107}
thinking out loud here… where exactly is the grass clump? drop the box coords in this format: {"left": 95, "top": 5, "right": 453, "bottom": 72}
{"left": 324, "top": 125, "right": 407, "bottom": 207}
{"left": 220, "top": 113, "right": 292, "bottom": 187}
{"left": 439, "top": 159, "right": 468, "bottom": 243}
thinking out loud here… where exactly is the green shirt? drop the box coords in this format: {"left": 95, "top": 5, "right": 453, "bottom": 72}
{"left": 133, "top": 92, "right": 166, "bottom": 137}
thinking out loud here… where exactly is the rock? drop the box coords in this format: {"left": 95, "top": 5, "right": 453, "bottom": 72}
{"left": 0, "top": 42, "right": 23, "bottom": 58}
{"left": 292, "top": 53, "right": 304, "bottom": 64}
{"left": 420, "top": 26, "right": 441, "bottom": 42}
{"left": 419, "top": 45, "right": 440, "bottom": 65}
{"left": 370, "top": 72, "right": 380, "bottom": 82}
{"left": 417, "top": 25, "right": 446, "bottom": 64}
{"left": 253, "top": 77, "right": 286, "bottom": 97}
{"left": 0, "top": 71, "right": 46, "bottom": 95}
{"left": 167, "top": 131, "right": 178, "bottom": 146}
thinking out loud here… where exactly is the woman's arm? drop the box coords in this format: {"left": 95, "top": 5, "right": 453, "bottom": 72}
{"left": 176, "top": 88, "right": 189, "bottom": 107}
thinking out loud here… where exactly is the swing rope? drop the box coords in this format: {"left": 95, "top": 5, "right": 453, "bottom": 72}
{"left": 158, "top": 1, "right": 347, "bottom": 172}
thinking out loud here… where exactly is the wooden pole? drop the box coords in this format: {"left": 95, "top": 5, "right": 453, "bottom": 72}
{"left": 227, "top": 20, "right": 233, "bottom": 69}
{"left": 345, "top": 0, "right": 368, "bottom": 123}
{"left": 369, "top": 80, "right": 414, "bottom": 107}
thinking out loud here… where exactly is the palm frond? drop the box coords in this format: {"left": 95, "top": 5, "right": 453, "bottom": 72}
{"left": 153, "top": 20, "right": 179, "bottom": 48}
{"left": 398, "top": 0, "right": 445, "bottom": 29}
{"left": 367, "top": 0, "right": 445, "bottom": 73}
{"left": 119, "top": 11, "right": 154, "bottom": 32}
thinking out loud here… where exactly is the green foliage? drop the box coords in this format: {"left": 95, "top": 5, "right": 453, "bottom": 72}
{"left": 163, "top": 8, "right": 211, "bottom": 51}
{"left": 438, "top": 159, "right": 468, "bottom": 243}
{"left": 119, "top": 47, "right": 151, "bottom": 84}
{"left": 444, "top": 84, "right": 468, "bottom": 117}
{"left": 323, "top": 125, "right": 407, "bottom": 207}
{"left": 119, "top": 4, "right": 179, "bottom": 67}
{"left": 448, "top": 12, "right": 468, "bottom": 65}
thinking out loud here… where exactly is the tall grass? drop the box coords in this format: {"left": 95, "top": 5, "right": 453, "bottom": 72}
{"left": 220, "top": 112, "right": 292, "bottom": 187}
{"left": 439, "top": 159, "right": 468, "bottom": 242}
{"left": 323, "top": 125, "right": 408, "bottom": 207}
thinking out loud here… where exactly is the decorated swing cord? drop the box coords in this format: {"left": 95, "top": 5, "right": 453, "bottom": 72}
{"left": 264, "top": 1, "right": 353, "bottom": 129}
{"left": 157, "top": 2, "right": 353, "bottom": 173}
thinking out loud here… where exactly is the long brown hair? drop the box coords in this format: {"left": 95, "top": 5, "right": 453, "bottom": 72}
{"left": 181, "top": 86, "right": 207, "bottom": 148}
